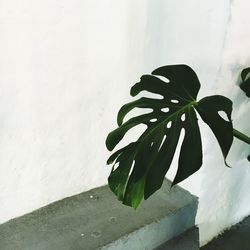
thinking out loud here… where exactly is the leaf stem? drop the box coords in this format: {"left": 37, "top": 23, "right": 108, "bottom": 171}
{"left": 233, "top": 129, "right": 250, "bottom": 144}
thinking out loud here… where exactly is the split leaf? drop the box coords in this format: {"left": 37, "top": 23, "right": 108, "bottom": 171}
{"left": 106, "top": 65, "right": 233, "bottom": 208}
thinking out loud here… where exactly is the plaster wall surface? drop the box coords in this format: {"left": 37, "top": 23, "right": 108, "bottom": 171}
{"left": 0, "top": 0, "right": 146, "bottom": 224}
{"left": 0, "top": 0, "right": 249, "bottom": 246}
{"left": 194, "top": 0, "right": 250, "bottom": 245}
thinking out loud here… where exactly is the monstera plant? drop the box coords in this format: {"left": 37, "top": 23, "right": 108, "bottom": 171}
{"left": 106, "top": 64, "right": 250, "bottom": 209}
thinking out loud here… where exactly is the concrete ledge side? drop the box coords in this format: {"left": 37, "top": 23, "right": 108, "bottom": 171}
{"left": 102, "top": 201, "right": 198, "bottom": 250}
{"left": 0, "top": 179, "right": 198, "bottom": 250}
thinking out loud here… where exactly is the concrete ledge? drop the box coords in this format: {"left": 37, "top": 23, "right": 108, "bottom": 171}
{"left": 0, "top": 179, "right": 198, "bottom": 250}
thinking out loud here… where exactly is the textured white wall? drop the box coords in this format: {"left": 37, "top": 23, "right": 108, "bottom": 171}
{"left": 149, "top": 0, "right": 250, "bottom": 246}
{"left": 194, "top": 0, "right": 250, "bottom": 245}
{"left": 0, "top": 0, "right": 249, "bottom": 246}
{"left": 0, "top": 0, "right": 147, "bottom": 223}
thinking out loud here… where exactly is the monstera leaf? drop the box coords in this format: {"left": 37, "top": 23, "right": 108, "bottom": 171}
{"left": 106, "top": 65, "right": 233, "bottom": 209}
{"left": 241, "top": 67, "right": 250, "bottom": 97}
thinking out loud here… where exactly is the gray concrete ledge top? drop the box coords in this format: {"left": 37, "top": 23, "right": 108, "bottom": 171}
{"left": 0, "top": 179, "right": 198, "bottom": 250}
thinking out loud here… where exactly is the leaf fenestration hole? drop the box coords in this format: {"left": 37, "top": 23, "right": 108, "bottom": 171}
{"left": 138, "top": 91, "right": 163, "bottom": 100}
{"left": 131, "top": 160, "right": 135, "bottom": 169}
{"left": 166, "top": 121, "right": 172, "bottom": 129}
{"left": 115, "top": 124, "right": 147, "bottom": 149}
{"left": 171, "top": 99, "right": 179, "bottom": 103}
{"left": 123, "top": 108, "right": 153, "bottom": 123}
{"left": 154, "top": 75, "right": 170, "bottom": 83}
{"left": 218, "top": 111, "right": 229, "bottom": 122}
{"left": 161, "top": 107, "right": 170, "bottom": 113}
{"left": 244, "top": 72, "right": 250, "bottom": 81}
{"left": 181, "top": 113, "right": 186, "bottom": 121}
{"left": 150, "top": 118, "right": 157, "bottom": 122}
{"left": 113, "top": 161, "right": 119, "bottom": 171}
{"left": 158, "top": 135, "right": 167, "bottom": 151}
{"left": 127, "top": 160, "right": 135, "bottom": 178}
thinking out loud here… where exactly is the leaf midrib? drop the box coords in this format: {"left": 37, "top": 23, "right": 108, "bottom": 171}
{"left": 138, "top": 100, "right": 198, "bottom": 143}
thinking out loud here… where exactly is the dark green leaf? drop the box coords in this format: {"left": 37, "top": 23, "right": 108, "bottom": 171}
{"left": 240, "top": 68, "right": 250, "bottom": 97}
{"left": 195, "top": 95, "right": 233, "bottom": 166}
{"left": 241, "top": 67, "right": 250, "bottom": 81}
{"left": 106, "top": 65, "right": 202, "bottom": 207}
{"left": 172, "top": 108, "right": 202, "bottom": 185}
{"left": 106, "top": 64, "right": 233, "bottom": 208}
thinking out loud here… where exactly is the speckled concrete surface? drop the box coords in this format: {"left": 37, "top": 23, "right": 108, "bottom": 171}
{"left": 0, "top": 179, "right": 197, "bottom": 250}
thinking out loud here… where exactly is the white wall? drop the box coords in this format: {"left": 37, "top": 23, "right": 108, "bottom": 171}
{"left": 0, "top": 0, "right": 147, "bottom": 223}
{"left": 193, "top": 0, "right": 250, "bottom": 245}
{"left": 0, "top": 0, "right": 249, "bottom": 246}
